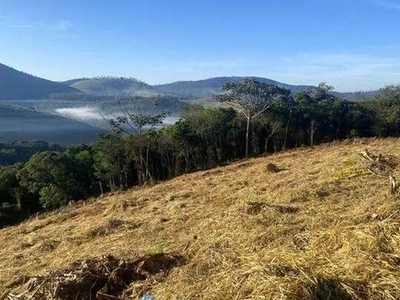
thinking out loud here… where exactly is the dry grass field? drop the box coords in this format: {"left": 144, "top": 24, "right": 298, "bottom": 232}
{"left": 2, "top": 138, "right": 400, "bottom": 299}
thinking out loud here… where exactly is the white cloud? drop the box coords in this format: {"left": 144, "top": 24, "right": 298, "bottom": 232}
{"left": 373, "top": 0, "right": 400, "bottom": 10}
{"left": 266, "top": 52, "right": 400, "bottom": 91}
{"left": 1, "top": 16, "right": 73, "bottom": 31}
{"left": 54, "top": 20, "right": 73, "bottom": 31}
{"left": 6, "top": 24, "right": 33, "bottom": 29}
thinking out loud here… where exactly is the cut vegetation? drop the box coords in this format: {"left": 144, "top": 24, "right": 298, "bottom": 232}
{"left": 2, "top": 138, "right": 400, "bottom": 299}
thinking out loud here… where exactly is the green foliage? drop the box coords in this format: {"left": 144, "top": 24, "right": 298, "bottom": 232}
{"left": 0, "top": 141, "right": 63, "bottom": 166}
{"left": 39, "top": 185, "right": 68, "bottom": 208}
{"left": 18, "top": 152, "right": 76, "bottom": 208}
{"left": 370, "top": 86, "right": 400, "bottom": 137}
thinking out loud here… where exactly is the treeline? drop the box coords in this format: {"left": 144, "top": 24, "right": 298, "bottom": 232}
{"left": 1, "top": 80, "right": 400, "bottom": 227}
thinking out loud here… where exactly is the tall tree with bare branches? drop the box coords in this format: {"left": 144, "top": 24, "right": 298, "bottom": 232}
{"left": 215, "top": 78, "right": 290, "bottom": 156}
{"left": 103, "top": 96, "right": 169, "bottom": 184}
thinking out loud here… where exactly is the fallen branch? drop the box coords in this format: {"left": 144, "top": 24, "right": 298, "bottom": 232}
{"left": 0, "top": 290, "right": 9, "bottom": 300}
{"left": 390, "top": 176, "right": 398, "bottom": 194}
{"left": 358, "top": 149, "right": 398, "bottom": 176}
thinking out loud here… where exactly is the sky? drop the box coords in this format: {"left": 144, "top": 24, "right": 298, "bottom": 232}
{"left": 1, "top": 0, "right": 400, "bottom": 92}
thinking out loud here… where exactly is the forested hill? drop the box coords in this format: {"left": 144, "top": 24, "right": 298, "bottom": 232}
{"left": 0, "top": 63, "right": 79, "bottom": 100}
{"left": 68, "top": 77, "right": 158, "bottom": 97}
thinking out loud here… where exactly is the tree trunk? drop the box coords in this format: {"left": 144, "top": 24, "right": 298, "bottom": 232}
{"left": 283, "top": 110, "right": 292, "bottom": 151}
{"left": 245, "top": 116, "right": 250, "bottom": 157}
{"left": 264, "top": 136, "right": 270, "bottom": 153}
{"left": 264, "top": 131, "right": 275, "bottom": 154}
{"left": 99, "top": 181, "right": 104, "bottom": 195}
{"left": 310, "top": 119, "right": 317, "bottom": 147}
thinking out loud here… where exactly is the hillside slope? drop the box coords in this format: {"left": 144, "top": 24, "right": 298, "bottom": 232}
{"left": 0, "top": 63, "right": 79, "bottom": 100}
{"left": 70, "top": 77, "right": 158, "bottom": 97}
{"left": 2, "top": 139, "right": 400, "bottom": 299}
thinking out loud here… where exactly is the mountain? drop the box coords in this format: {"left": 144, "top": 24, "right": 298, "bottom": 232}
{"left": 332, "top": 90, "right": 379, "bottom": 101}
{"left": 65, "top": 76, "right": 378, "bottom": 101}
{"left": 155, "top": 76, "right": 314, "bottom": 98}
{"left": 69, "top": 77, "right": 158, "bottom": 97}
{"left": 60, "top": 78, "right": 90, "bottom": 86}
{"left": 0, "top": 103, "right": 103, "bottom": 145}
{"left": 65, "top": 76, "right": 314, "bottom": 99}
{"left": 0, "top": 62, "right": 381, "bottom": 101}
{"left": 1, "top": 139, "right": 399, "bottom": 299}
{"left": 0, "top": 63, "right": 79, "bottom": 100}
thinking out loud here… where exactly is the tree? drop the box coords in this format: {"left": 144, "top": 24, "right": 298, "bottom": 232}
{"left": 0, "top": 164, "right": 25, "bottom": 225}
{"left": 215, "top": 78, "right": 290, "bottom": 156}
{"left": 294, "top": 83, "right": 338, "bottom": 146}
{"left": 18, "top": 152, "right": 77, "bottom": 209}
{"left": 94, "top": 134, "right": 128, "bottom": 191}
{"left": 104, "top": 96, "right": 169, "bottom": 184}
{"left": 370, "top": 85, "right": 400, "bottom": 137}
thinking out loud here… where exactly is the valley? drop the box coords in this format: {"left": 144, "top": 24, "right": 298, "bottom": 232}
{"left": 0, "top": 62, "right": 380, "bottom": 147}
{"left": 0, "top": 103, "right": 103, "bottom": 145}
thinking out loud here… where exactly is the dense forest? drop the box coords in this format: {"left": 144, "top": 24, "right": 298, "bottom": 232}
{"left": 1, "top": 79, "right": 400, "bottom": 227}
{"left": 0, "top": 141, "right": 63, "bottom": 166}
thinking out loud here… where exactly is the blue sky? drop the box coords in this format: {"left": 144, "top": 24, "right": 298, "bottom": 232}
{"left": 1, "top": 0, "right": 400, "bottom": 91}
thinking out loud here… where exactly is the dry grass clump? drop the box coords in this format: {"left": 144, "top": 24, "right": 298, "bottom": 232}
{"left": 86, "top": 218, "right": 140, "bottom": 238}
{"left": 265, "top": 162, "right": 283, "bottom": 173}
{"left": 4, "top": 138, "right": 400, "bottom": 299}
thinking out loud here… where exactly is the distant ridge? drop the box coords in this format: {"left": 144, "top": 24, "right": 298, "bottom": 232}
{"left": 0, "top": 63, "right": 79, "bottom": 100}
{"left": 0, "top": 61, "right": 380, "bottom": 101}
{"left": 155, "top": 76, "right": 314, "bottom": 97}
{"left": 65, "top": 76, "right": 378, "bottom": 101}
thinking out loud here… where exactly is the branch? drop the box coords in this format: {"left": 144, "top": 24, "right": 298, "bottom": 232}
{"left": 252, "top": 103, "right": 271, "bottom": 119}
{"left": 227, "top": 101, "right": 250, "bottom": 119}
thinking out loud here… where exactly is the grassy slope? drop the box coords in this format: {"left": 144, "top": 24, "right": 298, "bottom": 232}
{"left": 2, "top": 139, "right": 400, "bottom": 299}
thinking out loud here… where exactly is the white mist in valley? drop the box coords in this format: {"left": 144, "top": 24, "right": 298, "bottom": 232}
{"left": 55, "top": 107, "right": 104, "bottom": 120}
{"left": 55, "top": 106, "right": 180, "bottom": 130}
